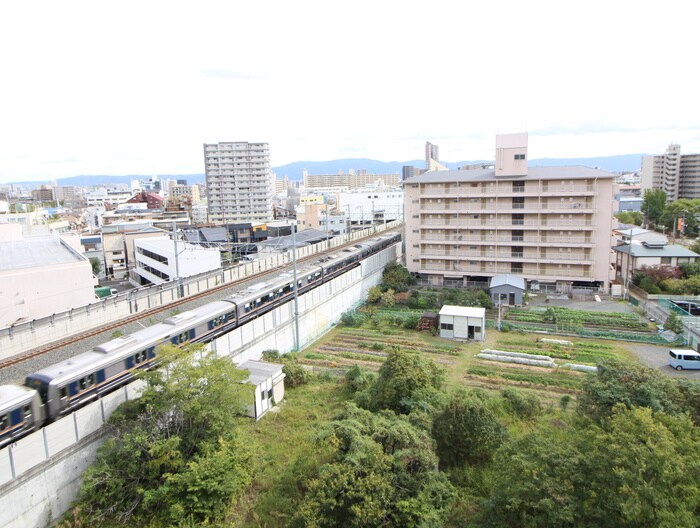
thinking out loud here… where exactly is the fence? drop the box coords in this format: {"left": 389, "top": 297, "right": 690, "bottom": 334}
{"left": 0, "top": 221, "right": 403, "bottom": 361}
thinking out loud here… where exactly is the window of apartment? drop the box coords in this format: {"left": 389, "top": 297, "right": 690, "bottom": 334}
{"left": 512, "top": 181, "right": 525, "bottom": 192}
{"left": 511, "top": 262, "right": 523, "bottom": 273}
{"left": 514, "top": 154, "right": 526, "bottom": 160}
{"left": 512, "top": 197, "right": 525, "bottom": 209}
{"left": 511, "top": 246, "right": 524, "bottom": 258}
{"left": 512, "top": 213, "right": 524, "bottom": 225}
{"left": 512, "top": 230, "right": 524, "bottom": 241}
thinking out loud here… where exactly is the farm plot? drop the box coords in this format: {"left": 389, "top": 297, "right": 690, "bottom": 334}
{"left": 299, "top": 327, "right": 464, "bottom": 371}
{"left": 505, "top": 306, "right": 652, "bottom": 331}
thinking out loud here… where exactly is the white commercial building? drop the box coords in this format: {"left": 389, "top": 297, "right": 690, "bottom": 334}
{"left": 0, "top": 224, "right": 97, "bottom": 328}
{"left": 336, "top": 188, "right": 404, "bottom": 226}
{"left": 132, "top": 235, "right": 221, "bottom": 286}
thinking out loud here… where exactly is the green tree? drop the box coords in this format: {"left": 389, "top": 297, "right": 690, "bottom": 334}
{"left": 361, "top": 347, "right": 444, "bottom": 414}
{"left": 367, "top": 285, "right": 382, "bottom": 303}
{"left": 664, "top": 310, "right": 684, "bottom": 334}
{"left": 380, "top": 288, "right": 396, "bottom": 307}
{"left": 615, "top": 211, "right": 644, "bottom": 225}
{"left": 380, "top": 262, "right": 415, "bottom": 292}
{"left": 89, "top": 257, "right": 101, "bottom": 276}
{"left": 432, "top": 390, "right": 507, "bottom": 468}
{"left": 641, "top": 188, "right": 667, "bottom": 226}
{"left": 293, "top": 403, "right": 454, "bottom": 527}
{"left": 73, "top": 345, "right": 254, "bottom": 526}
{"left": 578, "top": 359, "right": 678, "bottom": 421}
{"left": 484, "top": 407, "right": 700, "bottom": 528}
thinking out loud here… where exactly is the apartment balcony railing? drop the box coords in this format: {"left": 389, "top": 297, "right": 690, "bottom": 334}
{"left": 419, "top": 184, "right": 597, "bottom": 196}
{"left": 420, "top": 251, "right": 592, "bottom": 263}
{"left": 420, "top": 202, "right": 594, "bottom": 212}
{"left": 419, "top": 264, "right": 594, "bottom": 279}
{"left": 417, "top": 234, "right": 594, "bottom": 244}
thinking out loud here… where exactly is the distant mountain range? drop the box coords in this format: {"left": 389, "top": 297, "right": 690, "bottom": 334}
{"left": 13, "top": 154, "right": 644, "bottom": 187}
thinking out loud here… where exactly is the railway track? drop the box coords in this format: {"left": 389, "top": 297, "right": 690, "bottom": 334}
{"left": 0, "top": 231, "right": 398, "bottom": 372}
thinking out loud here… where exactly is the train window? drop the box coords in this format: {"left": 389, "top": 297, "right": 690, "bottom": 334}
{"left": 0, "top": 415, "right": 7, "bottom": 431}
{"left": 244, "top": 303, "right": 251, "bottom": 313}
{"left": 135, "top": 350, "right": 147, "bottom": 364}
{"left": 87, "top": 374, "right": 95, "bottom": 386}
{"left": 23, "top": 405, "right": 31, "bottom": 420}
{"left": 60, "top": 387, "right": 67, "bottom": 400}
{"left": 79, "top": 378, "right": 86, "bottom": 390}
{"left": 174, "top": 331, "right": 189, "bottom": 344}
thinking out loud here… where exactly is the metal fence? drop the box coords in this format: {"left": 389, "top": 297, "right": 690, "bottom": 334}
{"left": 0, "top": 221, "right": 403, "bottom": 361}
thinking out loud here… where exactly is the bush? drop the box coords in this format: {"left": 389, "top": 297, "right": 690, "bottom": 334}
{"left": 261, "top": 349, "right": 281, "bottom": 362}
{"left": 344, "top": 365, "right": 375, "bottom": 392}
{"left": 433, "top": 390, "right": 507, "bottom": 467}
{"left": 340, "top": 310, "right": 363, "bottom": 327}
{"left": 283, "top": 361, "right": 310, "bottom": 388}
{"left": 501, "top": 388, "right": 542, "bottom": 419}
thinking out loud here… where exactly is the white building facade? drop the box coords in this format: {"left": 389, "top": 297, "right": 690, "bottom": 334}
{"left": 204, "top": 142, "right": 273, "bottom": 224}
{"left": 132, "top": 236, "right": 221, "bottom": 286}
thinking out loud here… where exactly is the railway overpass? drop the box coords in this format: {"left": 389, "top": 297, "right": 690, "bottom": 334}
{"left": 0, "top": 226, "right": 402, "bottom": 528}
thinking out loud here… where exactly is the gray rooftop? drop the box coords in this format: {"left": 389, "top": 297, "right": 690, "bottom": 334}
{"left": 403, "top": 165, "right": 615, "bottom": 184}
{"left": 489, "top": 274, "right": 526, "bottom": 290}
{"left": 258, "top": 228, "right": 331, "bottom": 249}
{"left": 239, "top": 360, "right": 284, "bottom": 385}
{"left": 613, "top": 243, "right": 700, "bottom": 258}
{"left": 0, "top": 235, "right": 83, "bottom": 271}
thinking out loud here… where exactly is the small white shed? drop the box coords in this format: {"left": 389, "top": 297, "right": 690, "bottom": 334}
{"left": 438, "top": 305, "right": 486, "bottom": 341}
{"left": 239, "top": 360, "right": 286, "bottom": 420}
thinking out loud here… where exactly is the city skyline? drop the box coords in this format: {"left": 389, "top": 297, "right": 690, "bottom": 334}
{"left": 1, "top": 1, "right": 698, "bottom": 183}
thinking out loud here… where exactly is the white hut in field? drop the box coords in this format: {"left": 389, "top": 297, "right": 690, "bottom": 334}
{"left": 438, "top": 305, "right": 485, "bottom": 341}
{"left": 239, "top": 360, "right": 286, "bottom": 420}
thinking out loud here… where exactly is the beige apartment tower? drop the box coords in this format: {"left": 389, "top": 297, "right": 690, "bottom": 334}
{"left": 204, "top": 142, "right": 273, "bottom": 224}
{"left": 403, "top": 133, "right": 615, "bottom": 291}
{"left": 641, "top": 144, "right": 700, "bottom": 201}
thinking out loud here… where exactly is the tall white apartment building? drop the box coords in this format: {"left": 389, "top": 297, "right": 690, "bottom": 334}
{"left": 403, "top": 133, "right": 616, "bottom": 291}
{"left": 204, "top": 142, "right": 273, "bottom": 224}
{"left": 641, "top": 144, "right": 700, "bottom": 200}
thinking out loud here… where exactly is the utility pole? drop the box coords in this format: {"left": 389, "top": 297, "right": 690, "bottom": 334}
{"left": 172, "top": 220, "right": 182, "bottom": 298}
{"left": 291, "top": 223, "right": 301, "bottom": 352}
{"left": 624, "top": 230, "right": 634, "bottom": 300}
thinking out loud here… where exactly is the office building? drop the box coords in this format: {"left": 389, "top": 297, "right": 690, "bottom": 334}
{"left": 641, "top": 144, "right": 700, "bottom": 200}
{"left": 303, "top": 169, "right": 399, "bottom": 190}
{"left": 403, "top": 133, "right": 616, "bottom": 291}
{"left": 204, "top": 142, "right": 273, "bottom": 224}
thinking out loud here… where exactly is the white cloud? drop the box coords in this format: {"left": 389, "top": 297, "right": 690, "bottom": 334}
{"left": 0, "top": 0, "right": 698, "bottom": 181}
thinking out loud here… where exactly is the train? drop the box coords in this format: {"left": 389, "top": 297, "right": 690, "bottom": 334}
{"left": 0, "top": 233, "right": 400, "bottom": 448}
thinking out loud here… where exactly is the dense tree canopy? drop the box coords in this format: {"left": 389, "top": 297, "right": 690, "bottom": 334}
{"left": 432, "top": 390, "right": 507, "bottom": 468}
{"left": 641, "top": 188, "right": 667, "bottom": 226}
{"left": 73, "top": 345, "right": 254, "bottom": 526}
{"left": 380, "top": 262, "right": 415, "bottom": 292}
{"left": 293, "top": 403, "right": 454, "bottom": 527}
{"left": 359, "top": 347, "right": 445, "bottom": 414}
{"left": 484, "top": 407, "right": 700, "bottom": 528}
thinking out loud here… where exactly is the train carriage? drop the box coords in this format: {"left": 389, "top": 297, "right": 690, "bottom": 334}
{"left": 0, "top": 385, "right": 43, "bottom": 448}
{"left": 2, "top": 231, "right": 402, "bottom": 434}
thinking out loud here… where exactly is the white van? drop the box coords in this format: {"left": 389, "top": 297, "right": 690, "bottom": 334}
{"left": 668, "top": 349, "right": 700, "bottom": 370}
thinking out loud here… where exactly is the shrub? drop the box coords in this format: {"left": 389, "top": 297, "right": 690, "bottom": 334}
{"left": 283, "top": 361, "right": 310, "bottom": 388}
{"left": 340, "top": 310, "right": 362, "bottom": 327}
{"left": 344, "top": 365, "right": 375, "bottom": 392}
{"left": 501, "top": 388, "right": 542, "bottom": 419}
{"left": 261, "top": 349, "right": 281, "bottom": 362}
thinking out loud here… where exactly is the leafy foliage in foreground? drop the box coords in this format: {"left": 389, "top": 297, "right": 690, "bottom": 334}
{"left": 484, "top": 406, "right": 700, "bottom": 528}
{"left": 71, "top": 345, "right": 255, "bottom": 526}
{"left": 293, "top": 403, "right": 454, "bottom": 527}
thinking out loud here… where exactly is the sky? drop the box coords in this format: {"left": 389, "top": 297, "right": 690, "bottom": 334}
{"left": 1, "top": 0, "right": 698, "bottom": 182}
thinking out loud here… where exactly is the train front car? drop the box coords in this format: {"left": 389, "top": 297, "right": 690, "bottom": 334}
{"left": 0, "top": 384, "right": 43, "bottom": 447}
